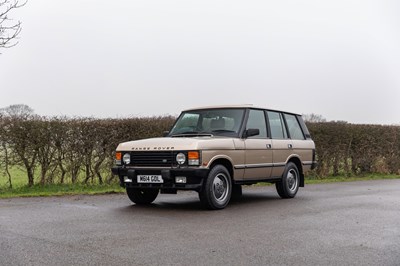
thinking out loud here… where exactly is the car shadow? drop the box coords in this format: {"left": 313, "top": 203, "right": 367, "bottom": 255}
{"left": 114, "top": 189, "right": 281, "bottom": 213}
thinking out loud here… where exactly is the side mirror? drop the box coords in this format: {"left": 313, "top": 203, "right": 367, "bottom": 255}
{"left": 244, "top": 128, "right": 259, "bottom": 138}
{"left": 163, "top": 131, "right": 170, "bottom": 137}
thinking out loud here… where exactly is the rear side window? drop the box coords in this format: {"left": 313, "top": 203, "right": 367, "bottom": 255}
{"left": 267, "top": 111, "right": 288, "bottom": 139}
{"left": 284, "top": 114, "right": 305, "bottom": 140}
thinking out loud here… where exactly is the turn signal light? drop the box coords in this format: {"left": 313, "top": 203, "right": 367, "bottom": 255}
{"left": 115, "top": 152, "right": 122, "bottom": 165}
{"left": 188, "top": 151, "right": 200, "bottom": 165}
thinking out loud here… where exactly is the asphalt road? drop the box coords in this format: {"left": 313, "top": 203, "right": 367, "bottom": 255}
{"left": 1, "top": 180, "right": 399, "bottom": 266}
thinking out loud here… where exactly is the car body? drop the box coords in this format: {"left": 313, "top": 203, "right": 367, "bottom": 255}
{"left": 112, "top": 105, "right": 317, "bottom": 209}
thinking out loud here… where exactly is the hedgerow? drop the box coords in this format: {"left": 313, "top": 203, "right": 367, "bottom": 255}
{"left": 0, "top": 114, "right": 399, "bottom": 187}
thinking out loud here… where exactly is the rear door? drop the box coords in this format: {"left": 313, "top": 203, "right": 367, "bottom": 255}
{"left": 266, "top": 111, "right": 292, "bottom": 178}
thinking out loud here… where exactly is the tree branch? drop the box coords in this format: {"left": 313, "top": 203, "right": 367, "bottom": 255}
{"left": 0, "top": 0, "right": 27, "bottom": 50}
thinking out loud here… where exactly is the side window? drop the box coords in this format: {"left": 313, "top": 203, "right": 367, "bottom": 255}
{"left": 284, "top": 114, "right": 305, "bottom": 140}
{"left": 246, "top": 109, "right": 267, "bottom": 138}
{"left": 267, "top": 111, "right": 288, "bottom": 139}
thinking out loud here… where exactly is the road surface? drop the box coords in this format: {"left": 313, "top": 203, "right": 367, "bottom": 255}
{"left": 1, "top": 180, "right": 399, "bottom": 266}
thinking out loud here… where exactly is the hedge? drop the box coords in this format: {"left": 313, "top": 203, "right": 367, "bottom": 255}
{"left": 0, "top": 115, "right": 399, "bottom": 187}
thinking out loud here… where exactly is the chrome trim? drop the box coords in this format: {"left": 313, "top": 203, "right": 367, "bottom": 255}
{"left": 234, "top": 162, "right": 286, "bottom": 169}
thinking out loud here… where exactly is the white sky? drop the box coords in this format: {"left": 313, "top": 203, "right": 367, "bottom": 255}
{"left": 1, "top": 0, "right": 400, "bottom": 124}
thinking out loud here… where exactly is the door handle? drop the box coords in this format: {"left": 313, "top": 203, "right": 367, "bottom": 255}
{"left": 266, "top": 144, "right": 272, "bottom": 149}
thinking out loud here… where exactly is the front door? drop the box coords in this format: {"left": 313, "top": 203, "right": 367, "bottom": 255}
{"left": 243, "top": 109, "right": 273, "bottom": 179}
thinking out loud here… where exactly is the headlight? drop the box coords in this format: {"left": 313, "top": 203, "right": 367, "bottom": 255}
{"left": 123, "top": 153, "right": 131, "bottom": 165}
{"left": 176, "top": 153, "right": 186, "bottom": 165}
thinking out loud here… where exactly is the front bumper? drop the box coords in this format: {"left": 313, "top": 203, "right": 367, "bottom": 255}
{"left": 111, "top": 166, "right": 209, "bottom": 191}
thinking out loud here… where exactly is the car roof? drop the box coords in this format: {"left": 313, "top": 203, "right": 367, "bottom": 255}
{"left": 183, "top": 105, "right": 301, "bottom": 116}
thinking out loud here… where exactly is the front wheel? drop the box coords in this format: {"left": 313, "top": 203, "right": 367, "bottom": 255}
{"left": 199, "top": 165, "right": 232, "bottom": 210}
{"left": 126, "top": 188, "right": 159, "bottom": 204}
{"left": 276, "top": 162, "right": 300, "bottom": 198}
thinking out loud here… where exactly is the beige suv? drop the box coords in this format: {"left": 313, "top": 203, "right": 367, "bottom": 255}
{"left": 112, "top": 105, "right": 316, "bottom": 209}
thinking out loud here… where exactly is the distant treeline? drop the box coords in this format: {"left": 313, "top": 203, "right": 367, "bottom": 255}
{"left": 0, "top": 113, "right": 399, "bottom": 187}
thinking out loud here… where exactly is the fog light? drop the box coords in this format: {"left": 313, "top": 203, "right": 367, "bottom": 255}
{"left": 175, "top": 176, "right": 187, "bottom": 184}
{"left": 123, "top": 176, "right": 132, "bottom": 183}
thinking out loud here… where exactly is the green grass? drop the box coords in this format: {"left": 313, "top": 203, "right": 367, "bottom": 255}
{"left": 0, "top": 183, "right": 124, "bottom": 199}
{"left": 0, "top": 167, "right": 27, "bottom": 188}
{"left": 249, "top": 174, "right": 400, "bottom": 187}
{"left": 1, "top": 168, "right": 399, "bottom": 199}
{"left": 0, "top": 166, "right": 124, "bottom": 199}
{"left": 305, "top": 174, "right": 400, "bottom": 184}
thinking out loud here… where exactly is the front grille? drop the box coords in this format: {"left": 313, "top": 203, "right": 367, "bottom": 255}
{"left": 129, "top": 151, "right": 177, "bottom": 167}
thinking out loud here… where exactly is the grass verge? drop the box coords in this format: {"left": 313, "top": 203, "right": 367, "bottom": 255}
{"left": 305, "top": 174, "right": 400, "bottom": 184}
{"left": 250, "top": 174, "right": 400, "bottom": 187}
{"left": 0, "top": 183, "right": 125, "bottom": 199}
{"left": 1, "top": 174, "right": 399, "bottom": 199}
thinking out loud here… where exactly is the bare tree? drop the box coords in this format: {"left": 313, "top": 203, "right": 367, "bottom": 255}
{"left": 0, "top": 104, "right": 34, "bottom": 118}
{"left": 303, "top": 113, "right": 327, "bottom": 123}
{"left": 0, "top": 113, "right": 13, "bottom": 188}
{"left": 36, "top": 118, "right": 58, "bottom": 185}
{"left": 0, "top": 0, "right": 26, "bottom": 50}
{"left": 1, "top": 104, "right": 38, "bottom": 186}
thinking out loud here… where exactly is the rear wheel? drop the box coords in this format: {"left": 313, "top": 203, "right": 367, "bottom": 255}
{"left": 126, "top": 188, "right": 159, "bottom": 204}
{"left": 199, "top": 165, "right": 232, "bottom": 210}
{"left": 276, "top": 162, "right": 300, "bottom": 198}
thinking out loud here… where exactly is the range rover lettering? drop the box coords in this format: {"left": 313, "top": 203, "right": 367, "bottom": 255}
{"left": 112, "top": 105, "right": 317, "bottom": 210}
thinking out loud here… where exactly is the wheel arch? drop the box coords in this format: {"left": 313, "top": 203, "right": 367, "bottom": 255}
{"left": 208, "top": 157, "right": 234, "bottom": 181}
{"left": 287, "top": 156, "right": 304, "bottom": 187}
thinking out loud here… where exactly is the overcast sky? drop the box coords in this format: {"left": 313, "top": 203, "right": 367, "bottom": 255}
{"left": 1, "top": 0, "right": 399, "bottom": 124}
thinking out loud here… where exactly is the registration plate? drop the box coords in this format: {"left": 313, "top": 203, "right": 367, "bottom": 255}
{"left": 137, "top": 175, "right": 164, "bottom": 183}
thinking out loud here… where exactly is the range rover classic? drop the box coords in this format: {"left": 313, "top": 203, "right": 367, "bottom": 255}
{"left": 112, "top": 105, "right": 317, "bottom": 210}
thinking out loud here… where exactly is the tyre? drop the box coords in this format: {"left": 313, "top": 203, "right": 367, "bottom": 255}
{"left": 199, "top": 165, "right": 232, "bottom": 210}
{"left": 276, "top": 162, "right": 300, "bottom": 198}
{"left": 126, "top": 188, "right": 159, "bottom": 204}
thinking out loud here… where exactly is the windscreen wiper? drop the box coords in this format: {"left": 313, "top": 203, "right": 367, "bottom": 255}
{"left": 211, "top": 129, "right": 235, "bottom": 133}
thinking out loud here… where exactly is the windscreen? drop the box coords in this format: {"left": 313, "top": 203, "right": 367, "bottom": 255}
{"left": 169, "top": 108, "right": 245, "bottom": 137}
